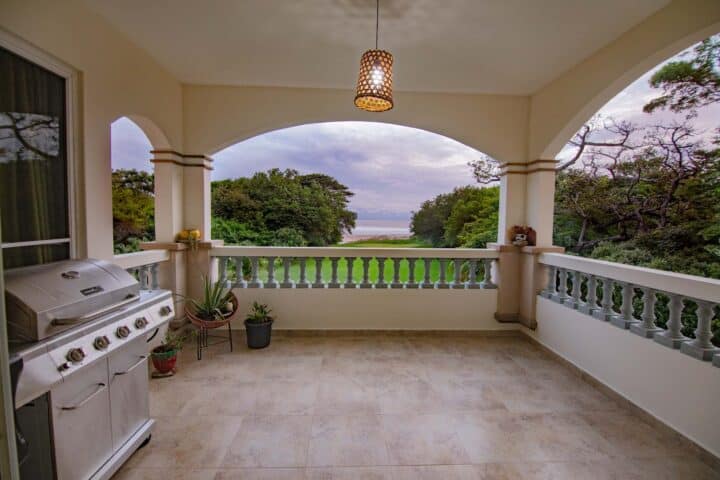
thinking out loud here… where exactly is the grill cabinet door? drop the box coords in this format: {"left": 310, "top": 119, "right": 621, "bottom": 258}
{"left": 51, "top": 359, "right": 112, "bottom": 480}
{"left": 109, "top": 336, "right": 149, "bottom": 449}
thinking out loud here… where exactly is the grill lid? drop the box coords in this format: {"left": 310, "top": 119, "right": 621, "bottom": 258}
{"left": 4, "top": 259, "right": 140, "bottom": 340}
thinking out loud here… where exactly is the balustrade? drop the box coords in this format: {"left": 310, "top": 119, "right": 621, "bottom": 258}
{"left": 540, "top": 253, "right": 720, "bottom": 366}
{"left": 211, "top": 247, "right": 498, "bottom": 291}
{"left": 114, "top": 250, "right": 169, "bottom": 291}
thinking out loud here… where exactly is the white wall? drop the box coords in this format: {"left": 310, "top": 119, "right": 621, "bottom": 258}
{"left": 230, "top": 289, "right": 505, "bottom": 331}
{"left": 529, "top": 297, "right": 720, "bottom": 458}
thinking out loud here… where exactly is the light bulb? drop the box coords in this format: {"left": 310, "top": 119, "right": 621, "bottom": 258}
{"left": 371, "top": 67, "right": 384, "bottom": 86}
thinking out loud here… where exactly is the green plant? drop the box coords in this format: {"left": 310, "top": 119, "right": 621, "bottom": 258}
{"left": 152, "top": 329, "right": 190, "bottom": 354}
{"left": 189, "top": 275, "right": 234, "bottom": 321}
{"left": 245, "top": 301, "right": 274, "bottom": 324}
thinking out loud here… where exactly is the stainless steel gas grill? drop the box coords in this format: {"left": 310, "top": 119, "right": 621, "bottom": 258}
{"left": 5, "top": 259, "right": 175, "bottom": 480}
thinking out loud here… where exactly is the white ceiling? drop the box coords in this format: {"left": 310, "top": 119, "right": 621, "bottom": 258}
{"left": 83, "top": 0, "right": 671, "bottom": 94}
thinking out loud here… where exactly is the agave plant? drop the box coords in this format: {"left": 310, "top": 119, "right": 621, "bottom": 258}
{"left": 189, "top": 275, "right": 234, "bottom": 321}
{"left": 245, "top": 301, "right": 274, "bottom": 324}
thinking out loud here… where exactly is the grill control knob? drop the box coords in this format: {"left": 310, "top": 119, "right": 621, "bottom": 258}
{"left": 134, "top": 317, "right": 148, "bottom": 329}
{"left": 94, "top": 335, "right": 110, "bottom": 350}
{"left": 115, "top": 326, "right": 131, "bottom": 339}
{"left": 159, "top": 306, "right": 172, "bottom": 317}
{"left": 66, "top": 348, "right": 85, "bottom": 363}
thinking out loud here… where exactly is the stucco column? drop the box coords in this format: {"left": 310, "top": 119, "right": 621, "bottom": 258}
{"left": 182, "top": 154, "right": 214, "bottom": 241}
{"left": 496, "top": 164, "right": 527, "bottom": 244}
{"left": 151, "top": 150, "right": 185, "bottom": 242}
{"left": 524, "top": 160, "right": 557, "bottom": 247}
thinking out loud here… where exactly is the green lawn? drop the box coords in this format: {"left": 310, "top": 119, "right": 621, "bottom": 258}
{"left": 223, "top": 238, "right": 480, "bottom": 285}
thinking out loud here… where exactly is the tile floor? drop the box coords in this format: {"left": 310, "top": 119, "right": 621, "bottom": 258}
{"left": 113, "top": 332, "right": 719, "bottom": 479}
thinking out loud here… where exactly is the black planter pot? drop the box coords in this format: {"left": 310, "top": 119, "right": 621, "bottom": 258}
{"left": 244, "top": 320, "right": 273, "bottom": 349}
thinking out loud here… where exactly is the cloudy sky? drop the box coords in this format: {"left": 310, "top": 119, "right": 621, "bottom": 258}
{"left": 112, "top": 39, "right": 718, "bottom": 224}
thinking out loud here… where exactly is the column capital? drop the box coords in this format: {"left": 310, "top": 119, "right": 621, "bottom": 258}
{"left": 497, "top": 159, "right": 556, "bottom": 177}
{"left": 150, "top": 150, "right": 214, "bottom": 170}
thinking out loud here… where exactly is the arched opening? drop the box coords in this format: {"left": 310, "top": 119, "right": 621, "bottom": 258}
{"left": 552, "top": 34, "right": 720, "bottom": 339}
{"left": 110, "top": 116, "right": 156, "bottom": 253}
{"left": 211, "top": 121, "right": 499, "bottom": 282}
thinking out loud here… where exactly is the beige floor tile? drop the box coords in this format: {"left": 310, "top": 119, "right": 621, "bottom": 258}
{"left": 376, "top": 379, "right": 446, "bottom": 414}
{"left": 306, "top": 466, "right": 393, "bottom": 479}
{"left": 380, "top": 413, "right": 471, "bottom": 465}
{"left": 223, "top": 415, "right": 312, "bottom": 468}
{"left": 125, "top": 415, "right": 242, "bottom": 468}
{"left": 391, "top": 465, "right": 484, "bottom": 479}
{"left": 308, "top": 415, "right": 389, "bottom": 467}
{"left": 314, "top": 377, "right": 380, "bottom": 415}
{"left": 253, "top": 381, "right": 318, "bottom": 415}
{"left": 579, "top": 410, "right": 695, "bottom": 459}
{"left": 479, "top": 461, "right": 621, "bottom": 480}
{"left": 215, "top": 468, "right": 308, "bottom": 479}
{"left": 431, "top": 379, "right": 506, "bottom": 412}
{"left": 113, "top": 467, "right": 218, "bottom": 480}
{"left": 150, "top": 378, "right": 256, "bottom": 417}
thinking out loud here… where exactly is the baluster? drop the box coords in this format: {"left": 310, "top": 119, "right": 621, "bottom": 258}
{"left": 563, "top": 270, "right": 582, "bottom": 308}
{"left": 280, "top": 257, "right": 294, "bottom": 288}
{"left": 421, "top": 258, "right": 434, "bottom": 289}
{"left": 630, "top": 288, "right": 660, "bottom": 337}
{"left": 360, "top": 257, "right": 372, "bottom": 289}
{"left": 344, "top": 257, "right": 356, "bottom": 288}
{"left": 451, "top": 259, "right": 465, "bottom": 289}
{"left": 655, "top": 294, "right": 687, "bottom": 349}
{"left": 551, "top": 268, "right": 568, "bottom": 303}
{"left": 467, "top": 260, "right": 480, "bottom": 289}
{"left": 233, "top": 257, "right": 247, "bottom": 288}
{"left": 138, "top": 265, "right": 149, "bottom": 290}
{"left": 150, "top": 263, "right": 159, "bottom": 290}
{"left": 296, "top": 258, "right": 309, "bottom": 288}
{"left": 406, "top": 258, "right": 418, "bottom": 289}
{"left": 390, "top": 258, "right": 403, "bottom": 289}
{"left": 681, "top": 301, "right": 720, "bottom": 360}
{"left": 436, "top": 259, "right": 449, "bottom": 289}
{"left": 480, "top": 259, "right": 497, "bottom": 289}
{"left": 578, "top": 274, "right": 598, "bottom": 315}
{"left": 541, "top": 266, "right": 557, "bottom": 299}
{"left": 611, "top": 283, "right": 637, "bottom": 329}
{"left": 265, "top": 256, "right": 279, "bottom": 288}
{"left": 592, "top": 277, "right": 615, "bottom": 321}
{"left": 313, "top": 258, "right": 324, "bottom": 288}
{"left": 376, "top": 257, "right": 387, "bottom": 288}
{"left": 328, "top": 257, "right": 341, "bottom": 288}
{"left": 248, "top": 257, "right": 262, "bottom": 288}
{"left": 218, "top": 256, "right": 228, "bottom": 283}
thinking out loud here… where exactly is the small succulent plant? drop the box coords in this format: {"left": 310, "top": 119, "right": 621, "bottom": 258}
{"left": 189, "top": 275, "right": 234, "bottom": 321}
{"left": 245, "top": 301, "right": 274, "bottom": 324}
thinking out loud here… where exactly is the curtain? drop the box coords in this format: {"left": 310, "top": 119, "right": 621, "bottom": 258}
{"left": 0, "top": 47, "right": 69, "bottom": 269}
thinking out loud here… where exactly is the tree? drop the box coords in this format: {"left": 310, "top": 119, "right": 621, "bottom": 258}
{"left": 211, "top": 168, "right": 356, "bottom": 246}
{"left": 644, "top": 37, "right": 720, "bottom": 116}
{"left": 112, "top": 169, "right": 154, "bottom": 252}
{"left": 411, "top": 186, "right": 499, "bottom": 248}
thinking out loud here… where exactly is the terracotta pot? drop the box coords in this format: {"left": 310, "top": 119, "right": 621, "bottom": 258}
{"left": 151, "top": 349, "right": 177, "bottom": 374}
{"left": 185, "top": 291, "right": 239, "bottom": 329}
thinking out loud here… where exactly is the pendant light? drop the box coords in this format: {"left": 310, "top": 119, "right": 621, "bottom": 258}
{"left": 354, "top": 0, "right": 394, "bottom": 112}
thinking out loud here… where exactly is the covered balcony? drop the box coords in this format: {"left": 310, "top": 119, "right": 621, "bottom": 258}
{"left": 1, "top": 1, "right": 720, "bottom": 479}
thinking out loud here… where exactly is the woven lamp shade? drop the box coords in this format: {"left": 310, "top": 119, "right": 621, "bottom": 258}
{"left": 354, "top": 49, "right": 394, "bottom": 112}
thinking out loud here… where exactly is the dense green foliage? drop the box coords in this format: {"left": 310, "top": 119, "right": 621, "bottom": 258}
{"left": 410, "top": 186, "right": 499, "bottom": 248}
{"left": 211, "top": 168, "right": 356, "bottom": 246}
{"left": 112, "top": 169, "right": 154, "bottom": 253}
{"left": 644, "top": 37, "right": 720, "bottom": 115}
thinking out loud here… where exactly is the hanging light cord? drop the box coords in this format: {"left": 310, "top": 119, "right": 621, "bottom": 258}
{"left": 375, "top": 0, "right": 380, "bottom": 50}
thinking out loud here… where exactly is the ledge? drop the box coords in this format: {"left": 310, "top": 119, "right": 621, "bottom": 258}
{"left": 140, "top": 241, "right": 188, "bottom": 251}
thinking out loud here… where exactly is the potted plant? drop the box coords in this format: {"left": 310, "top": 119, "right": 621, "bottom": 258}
{"left": 150, "top": 330, "right": 187, "bottom": 376}
{"left": 244, "top": 301, "right": 274, "bottom": 349}
{"left": 185, "top": 276, "right": 238, "bottom": 328}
